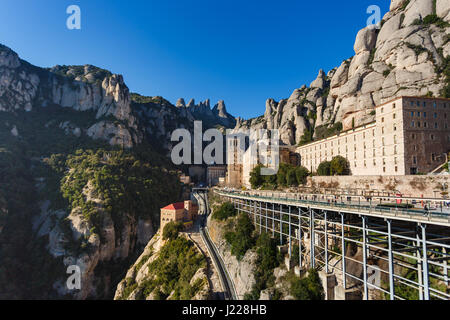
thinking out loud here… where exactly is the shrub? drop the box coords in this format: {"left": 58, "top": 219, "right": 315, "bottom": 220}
{"left": 290, "top": 268, "right": 324, "bottom": 300}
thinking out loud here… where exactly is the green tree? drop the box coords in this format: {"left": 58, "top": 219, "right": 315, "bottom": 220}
{"left": 317, "top": 161, "right": 332, "bottom": 176}
{"left": 295, "top": 166, "right": 310, "bottom": 185}
{"left": 212, "top": 202, "right": 237, "bottom": 221}
{"left": 276, "top": 163, "right": 290, "bottom": 187}
{"left": 263, "top": 173, "right": 277, "bottom": 187}
{"left": 163, "top": 221, "right": 184, "bottom": 240}
{"left": 286, "top": 168, "right": 297, "bottom": 186}
{"left": 249, "top": 164, "right": 264, "bottom": 189}
{"left": 226, "top": 213, "right": 255, "bottom": 260}
{"left": 330, "top": 156, "right": 351, "bottom": 176}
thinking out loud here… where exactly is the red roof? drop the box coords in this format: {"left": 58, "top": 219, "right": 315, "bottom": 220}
{"left": 162, "top": 202, "right": 185, "bottom": 210}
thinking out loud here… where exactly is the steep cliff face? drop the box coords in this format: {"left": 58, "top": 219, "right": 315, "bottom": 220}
{"left": 207, "top": 215, "right": 257, "bottom": 298}
{"left": 236, "top": 0, "right": 450, "bottom": 145}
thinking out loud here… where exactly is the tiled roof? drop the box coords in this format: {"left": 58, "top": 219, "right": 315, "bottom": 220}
{"left": 162, "top": 202, "right": 185, "bottom": 210}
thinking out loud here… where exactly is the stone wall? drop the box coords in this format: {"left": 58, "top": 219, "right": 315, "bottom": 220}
{"left": 310, "top": 175, "right": 450, "bottom": 198}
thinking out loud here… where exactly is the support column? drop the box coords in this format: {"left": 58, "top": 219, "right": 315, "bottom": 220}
{"left": 444, "top": 247, "right": 449, "bottom": 286}
{"left": 324, "top": 210, "right": 328, "bottom": 274}
{"left": 362, "top": 216, "right": 368, "bottom": 300}
{"left": 272, "top": 203, "right": 275, "bottom": 238}
{"left": 310, "top": 207, "right": 315, "bottom": 268}
{"left": 416, "top": 229, "right": 424, "bottom": 300}
{"left": 341, "top": 212, "right": 346, "bottom": 289}
{"left": 288, "top": 206, "right": 292, "bottom": 258}
{"left": 266, "top": 202, "right": 268, "bottom": 233}
{"left": 421, "top": 224, "right": 430, "bottom": 300}
{"left": 259, "top": 202, "right": 262, "bottom": 234}
{"left": 298, "top": 207, "right": 302, "bottom": 269}
{"left": 280, "top": 204, "right": 283, "bottom": 245}
{"left": 253, "top": 201, "right": 256, "bottom": 226}
{"left": 387, "top": 220, "right": 395, "bottom": 300}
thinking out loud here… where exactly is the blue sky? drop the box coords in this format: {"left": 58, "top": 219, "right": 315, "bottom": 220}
{"left": 0, "top": 0, "right": 389, "bottom": 119}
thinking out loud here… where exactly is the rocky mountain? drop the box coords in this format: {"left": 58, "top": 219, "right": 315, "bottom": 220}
{"left": 0, "top": 46, "right": 142, "bottom": 147}
{"left": 235, "top": 0, "right": 450, "bottom": 145}
{"left": 131, "top": 94, "right": 236, "bottom": 152}
{"left": 183, "top": 98, "right": 236, "bottom": 128}
{"left": 0, "top": 43, "right": 236, "bottom": 151}
{"left": 0, "top": 41, "right": 239, "bottom": 300}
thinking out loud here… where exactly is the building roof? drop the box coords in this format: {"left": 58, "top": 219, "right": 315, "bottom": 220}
{"left": 161, "top": 202, "right": 185, "bottom": 210}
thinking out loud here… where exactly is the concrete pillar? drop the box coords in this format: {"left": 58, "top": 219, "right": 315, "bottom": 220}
{"left": 319, "top": 270, "right": 336, "bottom": 300}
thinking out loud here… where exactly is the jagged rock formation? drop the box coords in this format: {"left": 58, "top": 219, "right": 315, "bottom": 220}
{"left": 235, "top": 0, "right": 450, "bottom": 145}
{"left": 0, "top": 44, "right": 237, "bottom": 151}
{"left": 182, "top": 98, "right": 236, "bottom": 128}
{"left": 131, "top": 94, "right": 236, "bottom": 151}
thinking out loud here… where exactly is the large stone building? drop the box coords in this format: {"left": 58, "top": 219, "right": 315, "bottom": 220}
{"left": 297, "top": 97, "right": 450, "bottom": 175}
{"left": 160, "top": 200, "right": 198, "bottom": 231}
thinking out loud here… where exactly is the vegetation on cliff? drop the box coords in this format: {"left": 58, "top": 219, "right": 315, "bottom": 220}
{"left": 212, "top": 202, "right": 282, "bottom": 299}
{"left": 0, "top": 107, "right": 183, "bottom": 299}
{"left": 118, "top": 224, "right": 207, "bottom": 300}
{"left": 289, "top": 268, "right": 324, "bottom": 300}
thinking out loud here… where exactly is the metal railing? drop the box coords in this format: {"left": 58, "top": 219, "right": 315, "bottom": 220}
{"left": 217, "top": 190, "right": 450, "bottom": 227}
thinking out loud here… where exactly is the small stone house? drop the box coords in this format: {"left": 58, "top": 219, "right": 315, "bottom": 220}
{"left": 160, "top": 200, "right": 198, "bottom": 231}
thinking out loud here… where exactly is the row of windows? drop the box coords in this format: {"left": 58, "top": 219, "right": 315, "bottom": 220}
{"left": 409, "top": 100, "right": 448, "bottom": 108}
{"left": 411, "top": 154, "right": 441, "bottom": 164}
{"left": 305, "top": 157, "right": 399, "bottom": 171}
{"left": 410, "top": 121, "right": 448, "bottom": 129}
{"left": 410, "top": 111, "right": 446, "bottom": 118}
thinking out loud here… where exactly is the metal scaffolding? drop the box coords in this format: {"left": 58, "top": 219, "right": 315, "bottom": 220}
{"left": 217, "top": 190, "right": 450, "bottom": 300}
